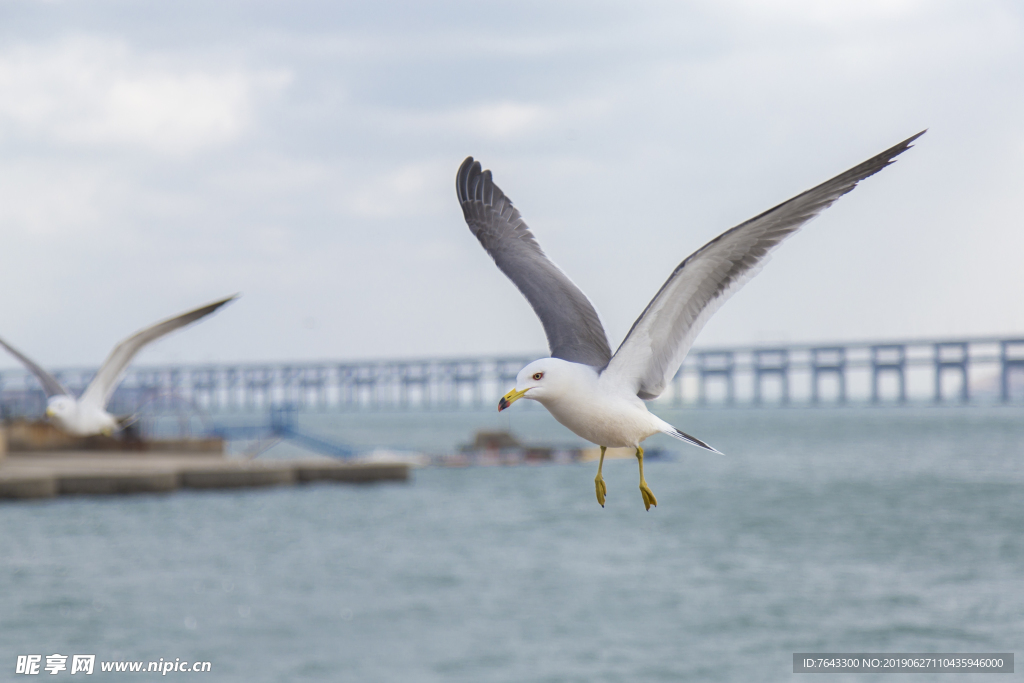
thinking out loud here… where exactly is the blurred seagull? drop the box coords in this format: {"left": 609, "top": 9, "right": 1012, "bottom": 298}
{"left": 457, "top": 131, "right": 923, "bottom": 510}
{"left": 0, "top": 295, "right": 237, "bottom": 436}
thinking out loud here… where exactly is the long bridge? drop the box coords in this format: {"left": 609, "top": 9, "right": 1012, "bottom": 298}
{"left": 1, "top": 336, "right": 1023, "bottom": 418}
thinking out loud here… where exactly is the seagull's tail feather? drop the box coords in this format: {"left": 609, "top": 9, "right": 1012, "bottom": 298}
{"left": 662, "top": 426, "right": 723, "bottom": 454}
{"left": 117, "top": 413, "right": 140, "bottom": 429}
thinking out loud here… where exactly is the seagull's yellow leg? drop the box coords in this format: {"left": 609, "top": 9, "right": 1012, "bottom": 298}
{"left": 636, "top": 446, "right": 657, "bottom": 510}
{"left": 594, "top": 446, "right": 608, "bottom": 507}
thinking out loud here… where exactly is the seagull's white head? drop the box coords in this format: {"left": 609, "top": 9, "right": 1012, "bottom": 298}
{"left": 45, "top": 396, "right": 77, "bottom": 426}
{"left": 498, "top": 358, "right": 584, "bottom": 411}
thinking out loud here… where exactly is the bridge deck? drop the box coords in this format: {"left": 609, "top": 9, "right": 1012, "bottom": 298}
{"left": 1, "top": 336, "right": 1023, "bottom": 417}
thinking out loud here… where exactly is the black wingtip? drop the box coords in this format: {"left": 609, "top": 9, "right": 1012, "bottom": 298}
{"left": 803, "top": 129, "right": 926, "bottom": 200}
{"left": 175, "top": 294, "right": 239, "bottom": 326}
{"left": 665, "top": 427, "right": 724, "bottom": 454}
{"left": 878, "top": 129, "right": 927, "bottom": 166}
{"left": 456, "top": 156, "right": 510, "bottom": 216}
{"left": 906, "top": 129, "right": 928, "bottom": 145}
{"left": 457, "top": 156, "right": 476, "bottom": 179}
{"left": 456, "top": 156, "right": 482, "bottom": 203}
{"left": 207, "top": 294, "right": 240, "bottom": 311}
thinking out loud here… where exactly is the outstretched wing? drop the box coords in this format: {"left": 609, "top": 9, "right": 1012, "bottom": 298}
{"left": 603, "top": 131, "right": 925, "bottom": 399}
{"left": 0, "top": 336, "right": 71, "bottom": 398}
{"left": 457, "top": 157, "right": 612, "bottom": 368}
{"left": 80, "top": 295, "right": 238, "bottom": 408}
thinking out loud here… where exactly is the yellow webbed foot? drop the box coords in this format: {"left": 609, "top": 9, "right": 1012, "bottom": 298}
{"left": 639, "top": 480, "right": 657, "bottom": 511}
{"left": 594, "top": 445, "right": 608, "bottom": 508}
{"left": 635, "top": 446, "right": 657, "bottom": 510}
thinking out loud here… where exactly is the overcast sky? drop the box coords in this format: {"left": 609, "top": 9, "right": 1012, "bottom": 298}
{"left": 0, "top": 0, "right": 1021, "bottom": 369}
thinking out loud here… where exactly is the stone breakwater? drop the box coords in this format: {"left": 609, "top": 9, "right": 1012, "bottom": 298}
{"left": 0, "top": 452, "right": 409, "bottom": 500}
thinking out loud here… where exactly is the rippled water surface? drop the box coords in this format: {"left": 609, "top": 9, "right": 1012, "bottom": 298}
{"left": 2, "top": 407, "right": 1022, "bottom": 681}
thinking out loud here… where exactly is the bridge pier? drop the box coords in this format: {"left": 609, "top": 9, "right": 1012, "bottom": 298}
{"left": 811, "top": 347, "right": 846, "bottom": 404}
{"left": 871, "top": 344, "right": 906, "bottom": 403}
{"left": 451, "top": 361, "right": 483, "bottom": 408}
{"left": 298, "top": 367, "right": 329, "bottom": 410}
{"left": 400, "top": 363, "right": 431, "bottom": 409}
{"left": 245, "top": 368, "right": 274, "bottom": 410}
{"left": 191, "top": 368, "right": 219, "bottom": 411}
{"left": 1001, "top": 340, "right": 1024, "bottom": 402}
{"left": 352, "top": 365, "right": 379, "bottom": 409}
{"left": 753, "top": 349, "right": 789, "bottom": 404}
{"left": 699, "top": 351, "right": 734, "bottom": 405}
{"left": 934, "top": 342, "right": 969, "bottom": 403}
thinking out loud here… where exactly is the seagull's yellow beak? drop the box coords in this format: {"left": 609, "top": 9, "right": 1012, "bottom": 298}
{"left": 45, "top": 406, "right": 55, "bottom": 417}
{"left": 498, "top": 387, "right": 529, "bottom": 412}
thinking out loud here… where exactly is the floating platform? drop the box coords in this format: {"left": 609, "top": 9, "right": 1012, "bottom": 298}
{"left": 437, "top": 430, "right": 581, "bottom": 467}
{"left": 0, "top": 451, "right": 409, "bottom": 501}
{"left": 436, "top": 431, "right": 668, "bottom": 467}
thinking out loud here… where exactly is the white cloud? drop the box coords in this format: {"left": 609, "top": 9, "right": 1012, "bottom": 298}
{"left": 452, "top": 101, "right": 548, "bottom": 138}
{"left": 0, "top": 37, "right": 289, "bottom": 155}
{"left": 342, "top": 161, "right": 448, "bottom": 219}
{"left": 375, "top": 100, "right": 550, "bottom": 141}
{"left": 719, "top": 0, "right": 928, "bottom": 27}
{"left": 0, "top": 161, "right": 109, "bottom": 236}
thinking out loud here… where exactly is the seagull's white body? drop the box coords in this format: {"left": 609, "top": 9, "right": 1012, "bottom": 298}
{"left": 458, "top": 131, "right": 924, "bottom": 507}
{"left": 44, "top": 395, "right": 119, "bottom": 437}
{"left": 515, "top": 358, "right": 671, "bottom": 449}
{"left": 0, "top": 295, "right": 236, "bottom": 437}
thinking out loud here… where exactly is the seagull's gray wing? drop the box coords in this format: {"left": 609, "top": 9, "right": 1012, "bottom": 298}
{"left": 80, "top": 295, "right": 238, "bottom": 409}
{"left": 457, "top": 157, "right": 612, "bottom": 368}
{"left": 603, "top": 131, "right": 925, "bottom": 400}
{"left": 0, "top": 336, "right": 71, "bottom": 398}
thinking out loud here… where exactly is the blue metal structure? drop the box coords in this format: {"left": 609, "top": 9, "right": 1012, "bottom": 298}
{"left": 208, "top": 405, "right": 356, "bottom": 458}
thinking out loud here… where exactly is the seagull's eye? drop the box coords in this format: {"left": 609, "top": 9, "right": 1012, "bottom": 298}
{"left": 532, "top": 372, "right": 543, "bottom": 381}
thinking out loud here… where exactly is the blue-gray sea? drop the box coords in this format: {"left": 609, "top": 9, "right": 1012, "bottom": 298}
{"left": 2, "top": 406, "right": 1022, "bottom": 682}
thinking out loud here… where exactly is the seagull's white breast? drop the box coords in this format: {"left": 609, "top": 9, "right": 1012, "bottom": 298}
{"left": 533, "top": 365, "right": 664, "bottom": 448}
{"left": 49, "top": 399, "right": 118, "bottom": 436}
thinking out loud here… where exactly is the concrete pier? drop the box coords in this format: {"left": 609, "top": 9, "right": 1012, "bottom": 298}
{"left": 0, "top": 452, "right": 410, "bottom": 501}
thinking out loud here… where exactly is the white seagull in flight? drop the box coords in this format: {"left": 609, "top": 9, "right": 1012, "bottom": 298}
{"left": 457, "top": 132, "right": 923, "bottom": 509}
{"left": 0, "top": 295, "right": 237, "bottom": 436}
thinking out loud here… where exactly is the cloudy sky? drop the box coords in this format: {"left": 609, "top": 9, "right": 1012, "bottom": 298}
{"left": 0, "top": 0, "right": 1021, "bottom": 369}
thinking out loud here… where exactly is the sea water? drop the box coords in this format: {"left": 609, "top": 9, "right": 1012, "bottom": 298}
{"left": 1, "top": 406, "right": 1022, "bottom": 682}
